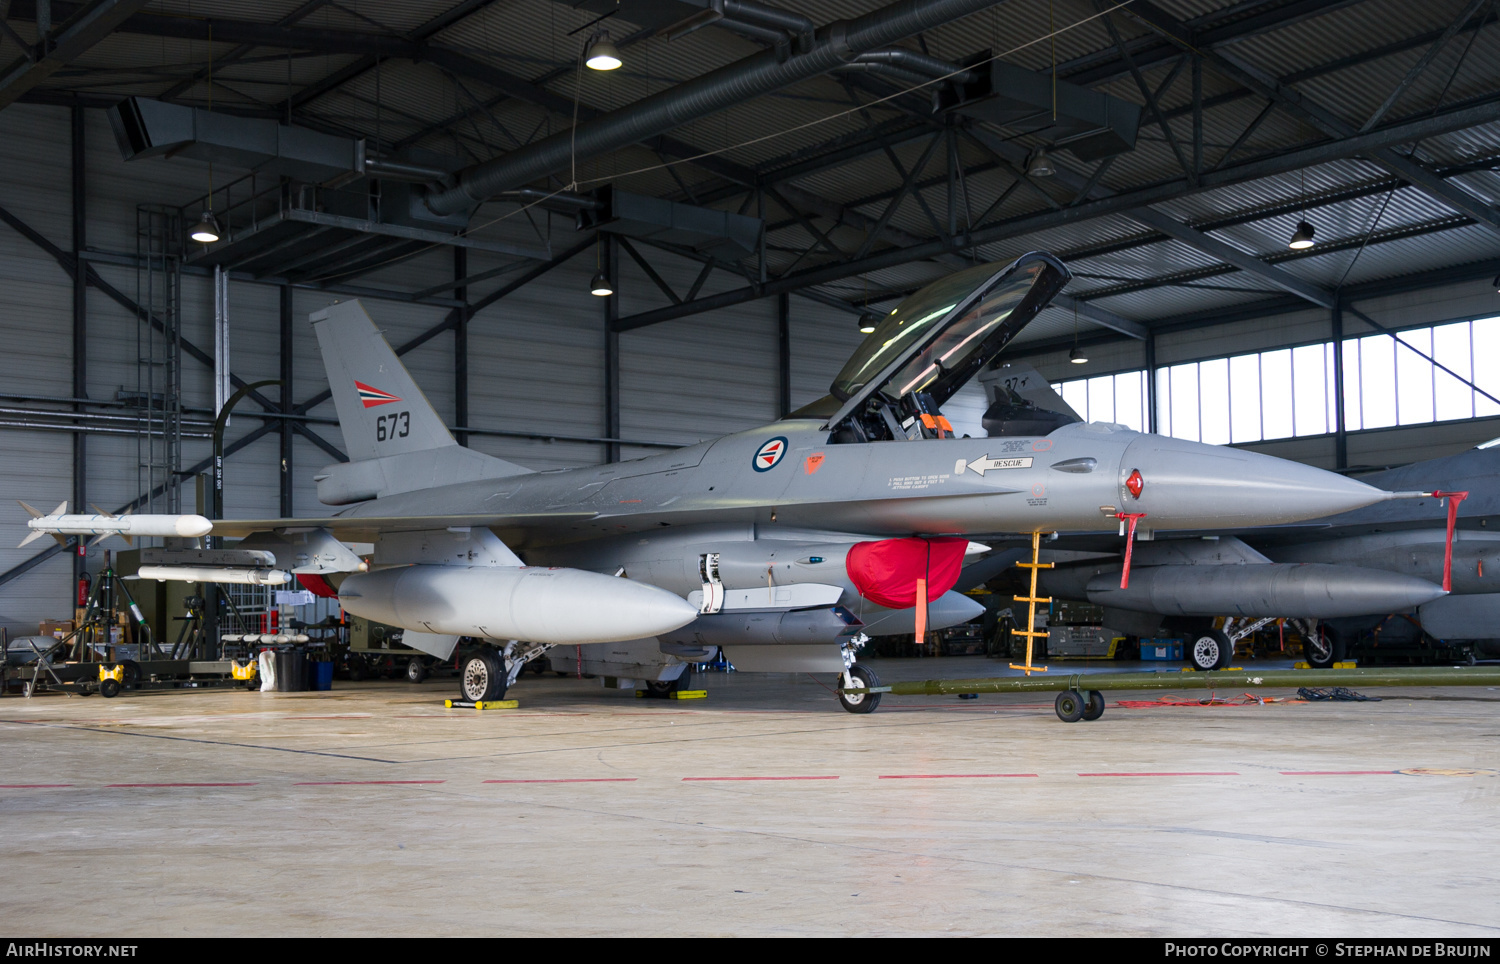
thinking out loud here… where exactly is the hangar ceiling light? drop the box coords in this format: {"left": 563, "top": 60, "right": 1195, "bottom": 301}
{"left": 1288, "top": 220, "right": 1316, "bottom": 250}
{"left": 585, "top": 35, "right": 623, "bottom": 71}
{"left": 189, "top": 211, "right": 221, "bottom": 244}
{"left": 590, "top": 271, "right": 614, "bottom": 296}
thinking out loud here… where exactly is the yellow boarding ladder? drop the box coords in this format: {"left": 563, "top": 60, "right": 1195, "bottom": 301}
{"left": 1009, "top": 530, "right": 1051, "bottom": 676}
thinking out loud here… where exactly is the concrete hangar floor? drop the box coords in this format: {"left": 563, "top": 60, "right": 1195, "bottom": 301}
{"left": 1, "top": 656, "right": 1496, "bottom": 938}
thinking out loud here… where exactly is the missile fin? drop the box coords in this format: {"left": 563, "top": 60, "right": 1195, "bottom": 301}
{"left": 88, "top": 532, "right": 116, "bottom": 548}
{"left": 17, "top": 529, "right": 46, "bottom": 548}
{"left": 17, "top": 500, "right": 42, "bottom": 519}
{"left": 51, "top": 501, "right": 67, "bottom": 516}
{"left": 89, "top": 503, "right": 115, "bottom": 519}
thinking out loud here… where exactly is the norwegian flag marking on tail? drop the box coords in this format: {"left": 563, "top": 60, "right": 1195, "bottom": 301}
{"left": 355, "top": 381, "right": 402, "bottom": 408}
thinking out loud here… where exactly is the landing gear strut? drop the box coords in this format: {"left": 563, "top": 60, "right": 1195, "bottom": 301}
{"left": 836, "top": 633, "right": 879, "bottom": 714}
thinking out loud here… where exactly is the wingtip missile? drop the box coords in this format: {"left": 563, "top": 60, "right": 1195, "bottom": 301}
{"left": 22, "top": 509, "right": 212, "bottom": 545}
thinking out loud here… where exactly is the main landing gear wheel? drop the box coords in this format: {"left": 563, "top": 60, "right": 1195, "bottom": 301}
{"left": 406, "top": 657, "right": 427, "bottom": 684}
{"left": 837, "top": 665, "right": 881, "bottom": 714}
{"left": 459, "top": 651, "right": 507, "bottom": 703}
{"left": 1081, "top": 690, "right": 1106, "bottom": 721}
{"left": 1189, "top": 630, "right": 1234, "bottom": 671}
{"left": 1055, "top": 689, "right": 1086, "bottom": 722}
{"left": 99, "top": 678, "right": 121, "bottom": 699}
{"left": 1304, "top": 626, "right": 1345, "bottom": 669}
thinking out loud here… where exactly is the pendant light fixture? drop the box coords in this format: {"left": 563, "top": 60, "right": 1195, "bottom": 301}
{"left": 1069, "top": 301, "right": 1087, "bottom": 364}
{"left": 1288, "top": 168, "right": 1314, "bottom": 250}
{"left": 190, "top": 40, "right": 220, "bottom": 245}
{"left": 585, "top": 33, "right": 622, "bottom": 71}
{"left": 589, "top": 237, "right": 613, "bottom": 296}
{"left": 857, "top": 312, "right": 880, "bottom": 334}
{"left": 1028, "top": 147, "right": 1055, "bottom": 178}
{"left": 190, "top": 211, "right": 221, "bottom": 244}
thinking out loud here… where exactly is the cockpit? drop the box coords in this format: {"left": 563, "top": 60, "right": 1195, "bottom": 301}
{"left": 808, "top": 252, "right": 1077, "bottom": 444}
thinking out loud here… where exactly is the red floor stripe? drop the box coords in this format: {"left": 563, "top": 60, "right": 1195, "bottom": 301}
{"left": 1078, "top": 772, "right": 1239, "bottom": 777}
{"left": 0, "top": 784, "right": 73, "bottom": 788}
{"left": 682, "top": 776, "right": 839, "bottom": 781}
{"left": 293, "top": 780, "right": 445, "bottom": 785}
{"left": 879, "top": 773, "right": 1039, "bottom": 779}
{"left": 483, "top": 778, "right": 638, "bottom": 784}
{"left": 106, "top": 782, "right": 258, "bottom": 787}
{"left": 1279, "top": 770, "right": 1396, "bottom": 775}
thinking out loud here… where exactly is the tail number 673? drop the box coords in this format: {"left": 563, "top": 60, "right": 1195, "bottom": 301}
{"left": 376, "top": 411, "right": 410, "bottom": 442}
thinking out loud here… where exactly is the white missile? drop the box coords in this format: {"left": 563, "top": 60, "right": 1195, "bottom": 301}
{"left": 18, "top": 501, "right": 213, "bottom": 547}
{"left": 137, "top": 565, "right": 290, "bottom": 585}
{"left": 338, "top": 565, "right": 699, "bottom": 645}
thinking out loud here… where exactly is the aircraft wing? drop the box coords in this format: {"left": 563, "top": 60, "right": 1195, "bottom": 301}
{"left": 210, "top": 511, "right": 598, "bottom": 541}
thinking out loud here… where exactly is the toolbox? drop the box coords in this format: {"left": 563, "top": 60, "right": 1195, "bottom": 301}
{"left": 1140, "top": 638, "right": 1184, "bottom": 661}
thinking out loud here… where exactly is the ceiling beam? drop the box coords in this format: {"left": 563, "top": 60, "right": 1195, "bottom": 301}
{"left": 610, "top": 93, "right": 1500, "bottom": 330}
{"left": 1122, "top": 208, "right": 1336, "bottom": 308}
{"left": 0, "top": 0, "right": 154, "bottom": 111}
{"left": 1123, "top": 0, "right": 1500, "bottom": 237}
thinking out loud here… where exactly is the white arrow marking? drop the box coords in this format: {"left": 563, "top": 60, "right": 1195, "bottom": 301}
{"left": 962, "top": 455, "right": 1034, "bottom": 475}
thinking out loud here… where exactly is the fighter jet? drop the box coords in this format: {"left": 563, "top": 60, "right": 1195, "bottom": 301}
{"left": 22, "top": 252, "right": 1414, "bottom": 711}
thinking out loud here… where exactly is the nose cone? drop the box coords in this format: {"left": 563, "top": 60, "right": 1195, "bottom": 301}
{"left": 1119, "top": 435, "right": 1391, "bottom": 529}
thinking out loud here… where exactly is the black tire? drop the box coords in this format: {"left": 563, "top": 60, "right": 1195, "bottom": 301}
{"left": 346, "top": 656, "right": 367, "bottom": 682}
{"left": 646, "top": 680, "right": 675, "bottom": 696}
{"left": 1082, "top": 690, "right": 1106, "bottom": 721}
{"left": 1055, "top": 689, "right": 1086, "bottom": 722}
{"left": 459, "top": 650, "right": 506, "bottom": 703}
{"left": 99, "top": 678, "right": 121, "bottom": 699}
{"left": 120, "top": 660, "right": 141, "bottom": 688}
{"left": 1188, "top": 630, "right": 1233, "bottom": 671}
{"left": 837, "top": 665, "right": 881, "bottom": 714}
{"left": 1305, "top": 626, "right": 1345, "bottom": 669}
{"left": 406, "top": 657, "right": 427, "bottom": 684}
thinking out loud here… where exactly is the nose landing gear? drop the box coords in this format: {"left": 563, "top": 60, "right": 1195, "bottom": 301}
{"left": 836, "top": 633, "right": 880, "bottom": 713}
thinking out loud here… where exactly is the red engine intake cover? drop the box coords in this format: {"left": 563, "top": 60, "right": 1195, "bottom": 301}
{"left": 297, "top": 573, "right": 341, "bottom": 599}
{"left": 844, "top": 537, "right": 969, "bottom": 609}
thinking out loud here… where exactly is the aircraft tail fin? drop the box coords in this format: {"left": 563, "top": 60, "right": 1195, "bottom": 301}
{"left": 309, "top": 300, "right": 531, "bottom": 504}
{"left": 312, "top": 300, "right": 459, "bottom": 462}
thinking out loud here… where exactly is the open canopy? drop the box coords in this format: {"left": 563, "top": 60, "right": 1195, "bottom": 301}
{"left": 824, "top": 252, "right": 1070, "bottom": 441}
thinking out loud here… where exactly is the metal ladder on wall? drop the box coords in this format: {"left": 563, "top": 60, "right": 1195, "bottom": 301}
{"left": 133, "top": 205, "right": 184, "bottom": 518}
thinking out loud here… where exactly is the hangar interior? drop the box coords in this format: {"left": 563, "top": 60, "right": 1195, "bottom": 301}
{"left": 1, "top": 0, "right": 1499, "bottom": 938}
{"left": 2, "top": 0, "right": 1499, "bottom": 629}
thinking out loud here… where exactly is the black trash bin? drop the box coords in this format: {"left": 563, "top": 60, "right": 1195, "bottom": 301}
{"left": 274, "top": 650, "right": 308, "bottom": 692}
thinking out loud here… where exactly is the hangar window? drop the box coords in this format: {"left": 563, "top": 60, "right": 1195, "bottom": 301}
{"left": 1049, "top": 371, "right": 1148, "bottom": 432}
{"left": 1343, "top": 315, "right": 1500, "bottom": 430}
{"left": 1051, "top": 314, "right": 1500, "bottom": 445}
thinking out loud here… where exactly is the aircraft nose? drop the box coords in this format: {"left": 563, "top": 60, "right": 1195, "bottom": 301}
{"left": 1118, "top": 434, "right": 1391, "bottom": 529}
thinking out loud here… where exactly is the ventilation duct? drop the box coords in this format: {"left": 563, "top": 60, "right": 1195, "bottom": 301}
{"left": 581, "top": 187, "right": 762, "bottom": 259}
{"left": 937, "top": 53, "right": 1142, "bottom": 161}
{"left": 422, "top": 0, "right": 1010, "bottom": 217}
{"left": 108, "top": 97, "right": 364, "bottom": 183}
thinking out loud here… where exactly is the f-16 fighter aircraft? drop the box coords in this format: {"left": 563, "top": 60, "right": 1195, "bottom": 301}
{"left": 22, "top": 252, "right": 1417, "bottom": 711}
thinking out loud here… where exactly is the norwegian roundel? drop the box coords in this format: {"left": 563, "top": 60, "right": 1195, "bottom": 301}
{"left": 753, "top": 436, "right": 789, "bottom": 472}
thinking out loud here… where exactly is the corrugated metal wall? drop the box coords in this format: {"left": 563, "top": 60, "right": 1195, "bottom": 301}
{"left": 0, "top": 104, "right": 863, "bottom": 633}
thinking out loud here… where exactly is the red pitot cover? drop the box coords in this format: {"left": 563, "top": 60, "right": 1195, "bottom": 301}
{"left": 844, "top": 537, "right": 969, "bottom": 609}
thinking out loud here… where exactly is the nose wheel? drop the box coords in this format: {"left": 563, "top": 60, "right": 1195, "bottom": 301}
{"left": 838, "top": 664, "right": 881, "bottom": 714}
